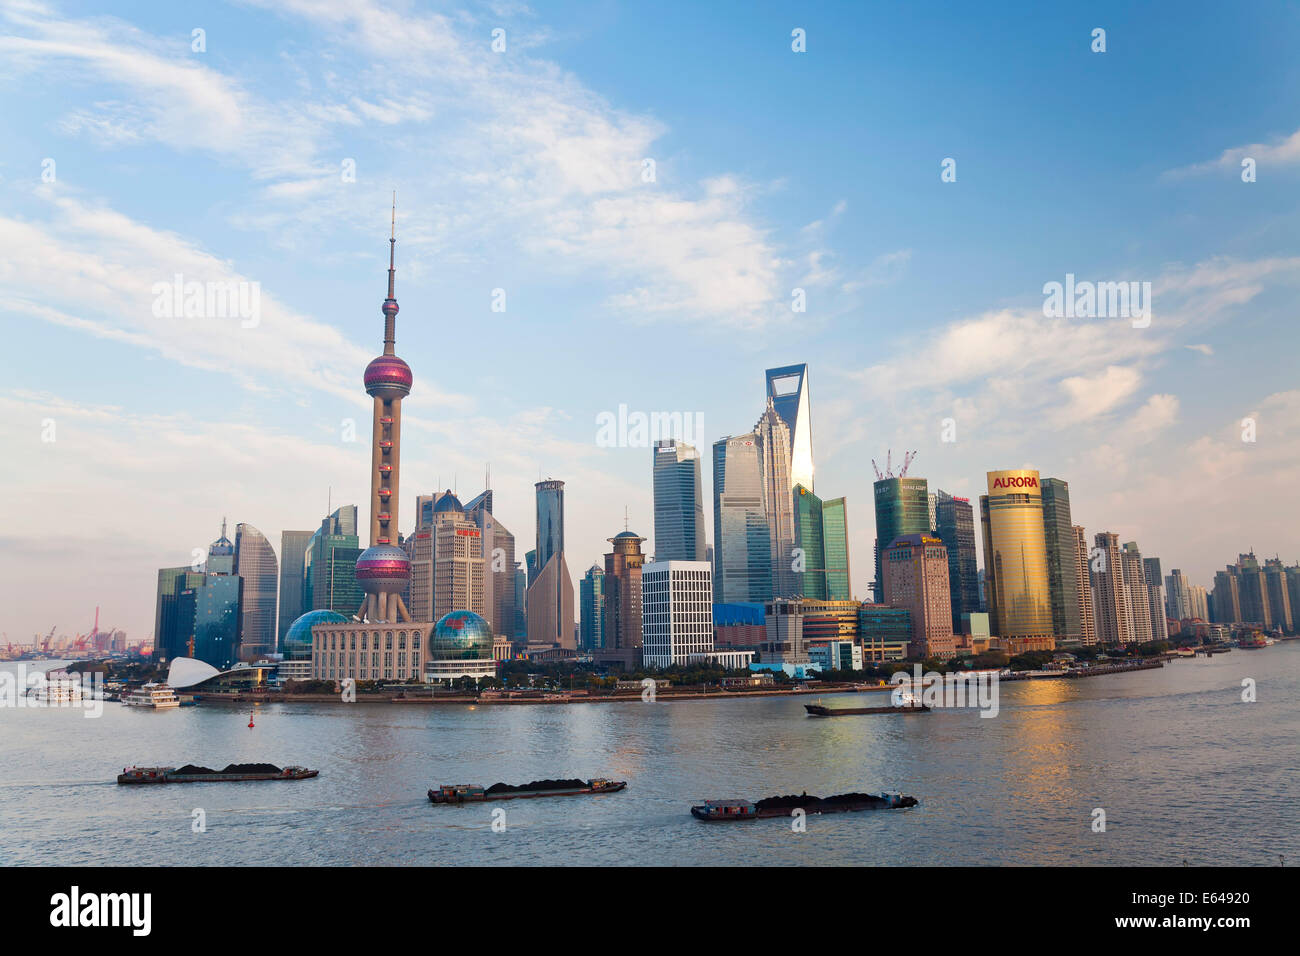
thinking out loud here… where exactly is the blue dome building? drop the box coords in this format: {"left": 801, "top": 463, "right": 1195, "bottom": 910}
{"left": 433, "top": 490, "right": 463, "bottom": 514}
{"left": 284, "top": 609, "right": 348, "bottom": 661}
{"left": 426, "top": 610, "right": 497, "bottom": 684}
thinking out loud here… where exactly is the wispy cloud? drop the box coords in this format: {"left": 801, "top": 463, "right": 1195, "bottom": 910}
{"left": 1164, "top": 127, "right": 1300, "bottom": 178}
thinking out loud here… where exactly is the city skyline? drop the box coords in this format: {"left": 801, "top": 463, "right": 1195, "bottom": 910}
{"left": 3, "top": 2, "right": 1300, "bottom": 642}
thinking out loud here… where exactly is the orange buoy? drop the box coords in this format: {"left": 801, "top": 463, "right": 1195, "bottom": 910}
{"left": 248, "top": 712, "right": 255, "bottom": 729}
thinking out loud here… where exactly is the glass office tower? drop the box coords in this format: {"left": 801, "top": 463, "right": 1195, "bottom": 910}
{"left": 277, "top": 529, "right": 314, "bottom": 648}
{"left": 535, "top": 480, "right": 565, "bottom": 571}
{"left": 303, "top": 506, "right": 362, "bottom": 616}
{"left": 872, "top": 477, "right": 930, "bottom": 603}
{"left": 527, "top": 479, "right": 575, "bottom": 648}
{"left": 712, "top": 433, "right": 772, "bottom": 603}
{"left": 154, "top": 566, "right": 204, "bottom": 663}
{"left": 579, "top": 564, "right": 606, "bottom": 650}
{"left": 653, "top": 439, "right": 707, "bottom": 561}
{"left": 935, "top": 490, "right": 979, "bottom": 632}
{"left": 756, "top": 401, "right": 795, "bottom": 599}
{"left": 1040, "top": 478, "right": 1083, "bottom": 645}
{"left": 793, "top": 484, "right": 851, "bottom": 601}
{"left": 234, "top": 522, "right": 278, "bottom": 661}
{"left": 765, "top": 364, "right": 814, "bottom": 492}
{"left": 980, "top": 470, "right": 1054, "bottom": 643}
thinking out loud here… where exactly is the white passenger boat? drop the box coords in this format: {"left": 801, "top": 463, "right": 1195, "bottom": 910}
{"left": 124, "top": 682, "right": 180, "bottom": 709}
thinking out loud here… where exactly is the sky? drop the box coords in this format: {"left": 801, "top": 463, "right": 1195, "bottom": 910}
{"left": 1, "top": 0, "right": 1298, "bottom": 644}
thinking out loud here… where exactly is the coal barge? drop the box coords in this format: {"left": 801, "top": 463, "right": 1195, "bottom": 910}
{"left": 428, "top": 778, "right": 626, "bottom": 803}
{"left": 691, "top": 791, "right": 917, "bottom": 821}
{"left": 117, "top": 763, "right": 319, "bottom": 784}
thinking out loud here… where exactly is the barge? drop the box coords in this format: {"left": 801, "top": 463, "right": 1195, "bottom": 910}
{"left": 692, "top": 791, "right": 917, "bottom": 821}
{"left": 428, "top": 778, "right": 626, "bottom": 803}
{"left": 804, "top": 702, "right": 929, "bottom": 717}
{"left": 117, "top": 763, "right": 318, "bottom": 784}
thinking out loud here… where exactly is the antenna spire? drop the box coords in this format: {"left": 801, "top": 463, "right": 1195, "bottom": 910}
{"left": 387, "top": 191, "right": 397, "bottom": 300}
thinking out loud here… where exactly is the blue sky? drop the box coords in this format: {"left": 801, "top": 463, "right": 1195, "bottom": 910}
{"left": 2, "top": 0, "right": 1298, "bottom": 642}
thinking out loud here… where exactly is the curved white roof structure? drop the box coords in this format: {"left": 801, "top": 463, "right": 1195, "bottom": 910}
{"left": 166, "top": 656, "right": 221, "bottom": 689}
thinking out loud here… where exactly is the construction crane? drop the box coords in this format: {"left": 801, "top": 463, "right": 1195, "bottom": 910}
{"left": 40, "top": 626, "right": 56, "bottom": 654}
{"left": 871, "top": 449, "right": 917, "bottom": 481}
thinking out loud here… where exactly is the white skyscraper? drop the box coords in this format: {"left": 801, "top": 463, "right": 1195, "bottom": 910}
{"left": 641, "top": 560, "right": 714, "bottom": 668}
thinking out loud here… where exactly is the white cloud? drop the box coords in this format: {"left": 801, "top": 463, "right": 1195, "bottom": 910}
{"left": 1058, "top": 365, "right": 1143, "bottom": 425}
{"left": 1165, "top": 127, "right": 1300, "bottom": 178}
{"left": 0, "top": 191, "right": 471, "bottom": 409}
{"left": 0, "top": 1, "right": 324, "bottom": 180}
{"left": 5, "top": 0, "right": 796, "bottom": 328}
{"left": 842, "top": 249, "right": 912, "bottom": 292}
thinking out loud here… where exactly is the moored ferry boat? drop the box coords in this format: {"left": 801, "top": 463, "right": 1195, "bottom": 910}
{"left": 124, "top": 682, "right": 180, "bottom": 709}
{"left": 27, "top": 671, "right": 93, "bottom": 704}
{"left": 117, "top": 763, "right": 318, "bottom": 784}
{"left": 428, "top": 778, "right": 626, "bottom": 803}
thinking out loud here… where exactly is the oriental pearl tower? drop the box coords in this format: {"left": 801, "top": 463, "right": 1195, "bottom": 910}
{"left": 354, "top": 200, "right": 415, "bottom": 624}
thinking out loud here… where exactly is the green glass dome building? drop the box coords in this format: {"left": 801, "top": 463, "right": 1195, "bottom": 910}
{"left": 426, "top": 611, "right": 498, "bottom": 684}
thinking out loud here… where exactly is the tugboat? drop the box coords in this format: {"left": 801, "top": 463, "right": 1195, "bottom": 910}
{"left": 690, "top": 800, "right": 759, "bottom": 821}
{"left": 691, "top": 790, "right": 917, "bottom": 820}
{"left": 117, "top": 763, "right": 318, "bottom": 784}
{"left": 428, "top": 778, "right": 626, "bottom": 803}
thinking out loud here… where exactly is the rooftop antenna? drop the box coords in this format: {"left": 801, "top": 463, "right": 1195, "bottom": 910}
{"left": 624, "top": 506, "right": 629, "bottom": 532}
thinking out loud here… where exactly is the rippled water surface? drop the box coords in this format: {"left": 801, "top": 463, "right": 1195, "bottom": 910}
{"left": 2, "top": 645, "right": 1296, "bottom": 866}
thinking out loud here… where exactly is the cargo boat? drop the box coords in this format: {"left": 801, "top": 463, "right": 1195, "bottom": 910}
{"left": 428, "top": 778, "right": 626, "bottom": 803}
{"left": 804, "top": 702, "right": 929, "bottom": 717}
{"left": 691, "top": 791, "right": 917, "bottom": 821}
{"left": 117, "top": 763, "right": 318, "bottom": 784}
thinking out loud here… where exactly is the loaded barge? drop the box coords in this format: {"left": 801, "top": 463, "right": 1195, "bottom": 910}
{"left": 692, "top": 791, "right": 917, "bottom": 821}
{"left": 117, "top": 763, "right": 318, "bottom": 784}
{"left": 429, "top": 778, "right": 626, "bottom": 803}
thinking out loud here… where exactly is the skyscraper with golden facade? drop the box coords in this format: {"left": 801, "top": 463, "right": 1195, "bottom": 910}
{"left": 979, "top": 469, "right": 1054, "bottom": 652}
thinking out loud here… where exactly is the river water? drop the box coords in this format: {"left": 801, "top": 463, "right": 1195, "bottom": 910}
{"left": 1, "top": 645, "right": 1295, "bottom": 866}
